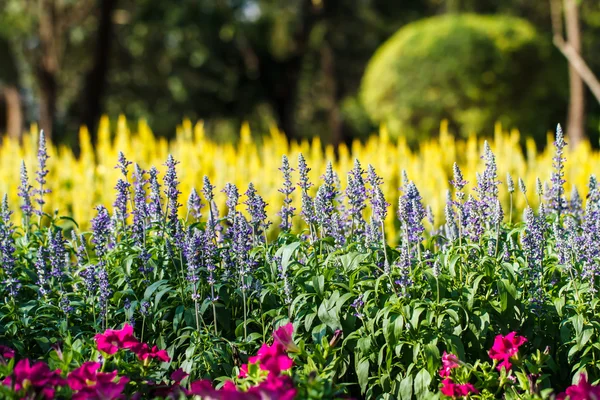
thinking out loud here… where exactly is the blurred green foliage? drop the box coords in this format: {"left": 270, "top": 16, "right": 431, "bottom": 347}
{"left": 361, "top": 14, "right": 568, "bottom": 143}
{"left": 0, "top": 0, "right": 598, "bottom": 145}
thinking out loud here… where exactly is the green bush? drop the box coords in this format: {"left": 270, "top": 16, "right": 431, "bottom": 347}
{"left": 360, "top": 14, "right": 567, "bottom": 142}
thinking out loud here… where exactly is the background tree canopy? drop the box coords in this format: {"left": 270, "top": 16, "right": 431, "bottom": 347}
{"left": 0, "top": 0, "right": 598, "bottom": 146}
{"left": 360, "top": 14, "right": 568, "bottom": 144}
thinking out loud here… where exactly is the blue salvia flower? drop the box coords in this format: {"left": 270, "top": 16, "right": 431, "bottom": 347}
{"left": 398, "top": 181, "right": 425, "bottom": 246}
{"left": 115, "top": 151, "right": 132, "bottom": 177}
{"left": 578, "top": 178, "right": 600, "bottom": 289}
{"left": 275, "top": 256, "right": 292, "bottom": 305}
{"left": 491, "top": 198, "right": 504, "bottom": 227}
{"left": 371, "top": 186, "right": 389, "bottom": 224}
{"left": 462, "top": 195, "right": 484, "bottom": 242}
{"left": 33, "top": 130, "right": 51, "bottom": 217}
{"left": 569, "top": 186, "right": 583, "bottom": 221}
{"left": 18, "top": 161, "right": 34, "bottom": 221}
{"left": 202, "top": 176, "right": 216, "bottom": 203}
{"left": 148, "top": 167, "right": 163, "bottom": 223}
{"left": 71, "top": 230, "right": 87, "bottom": 267}
{"left": 131, "top": 164, "right": 147, "bottom": 243}
{"left": 444, "top": 190, "right": 459, "bottom": 242}
{"left": 60, "top": 297, "right": 73, "bottom": 314}
{"left": 314, "top": 162, "right": 338, "bottom": 237}
{"left": 244, "top": 183, "right": 269, "bottom": 240}
{"left": 506, "top": 173, "right": 515, "bottom": 194}
{"left": 297, "top": 154, "right": 317, "bottom": 232}
{"left": 351, "top": 294, "right": 365, "bottom": 318}
{"left": 163, "top": 155, "right": 182, "bottom": 228}
{"left": 474, "top": 141, "right": 500, "bottom": 225}
{"left": 522, "top": 207, "right": 547, "bottom": 312}
{"left": 330, "top": 213, "right": 346, "bottom": 248}
{"left": 231, "top": 212, "right": 253, "bottom": 289}
{"left": 346, "top": 159, "right": 367, "bottom": 233}
{"left": 1, "top": 195, "right": 20, "bottom": 297}
{"left": 278, "top": 156, "right": 296, "bottom": 231}
{"left": 451, "top": 163, "right": 467, "bottom": 201}
{"left": 502, "top": 242, "right": 511, "bottom": 262}
{"left": 113, "top": 179, "right": 130, "bottom": 223}
{"left": 222, "top": 183, "right": 240, "bottom": 223}
{"left": 91, "top": 205, "right": 112, "bottom": 257}
{"left": 365, "top": 216, "right": 383, "bottom": 246}
{"left": 547, "top": 124, "right": 567, "bottom": 216}
{"left": 203, "top": 228, "right": 219, "bottom": 301}
{"left": 97, "top": 261, "right": 112, "bottom": 320}
{"left": 187, "top": 188, "right": 203, "bottom": 222}
{"left": 184, "top": 229, "right": 202, "bottom": 300}
{"left": 49, "top": 230, "right": 67, "bottom": 278}
{"left": 35, "top": 246, "right": 49, "bottom": 297}
{"left": 394, "top": 243, "right": 413, "bottom": 297}
{"left": 140, "top": 299, "right": 150, "bottom": 316}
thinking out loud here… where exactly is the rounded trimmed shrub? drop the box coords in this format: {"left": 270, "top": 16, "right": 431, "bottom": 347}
{"left": 360, "top": 14, "right": 567, "bottom": 142}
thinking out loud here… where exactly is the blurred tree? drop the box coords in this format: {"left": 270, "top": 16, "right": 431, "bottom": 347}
{"left": 0, "top": 37, "right": 22, "bottom": 139}
{"left": 360, "top": 14, "right": 567, "bottom": 143}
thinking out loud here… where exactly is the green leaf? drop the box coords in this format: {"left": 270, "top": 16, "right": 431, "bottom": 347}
{"left": 144, "top": 279, "right": 169, "bottom": 300}
{"left": 399, "top": 373, "right": 413, "bottom": 400}
{"left": 357, "top": 358, "right": 370, "bottom": 393}
{"left": 414, "top": 368, "right": 431, "bottom": 397}
{"left": 313, "top": 275, "right": 325, "bottom": 298}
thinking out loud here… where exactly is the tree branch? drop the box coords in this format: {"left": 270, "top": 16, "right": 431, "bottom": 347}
{"left": 553, "top": 35, "right": 600, "bottom": 104}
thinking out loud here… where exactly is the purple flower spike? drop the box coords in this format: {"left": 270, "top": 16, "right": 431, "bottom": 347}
{"left": 33, "top": 130, "right": 51, "bottom": 217}
{"left": 278, "top": 155, "right": 296, "bottom": 231}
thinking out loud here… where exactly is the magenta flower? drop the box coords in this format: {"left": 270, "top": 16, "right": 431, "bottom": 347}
{"left": 556, "top": 374, "right": 600, "bottom": 400}
{"left": 273, "top": 323, "right": 300, "bottom": 353}
{"left": 3, "top": 359, "right": 65, "bottom": 399}
{"left": 440, "top": 378, "right": 479, "bottom": 398}
{"left": 240, "top": 342, "right": 294, "bottom": 378}
{"left": 488, "top": 332, "right": 527, "bottom": 371}
{"left": 68, "top": 362, "right": 129, "bottom": 400}
{"left": 94, "top": 323, "right": 140, "bottom": 355}
{"left": 439, "top": 352, "right": 461, "bottom": 377}
{"left": 132, "top": 343, "right": 170, "bottom": 363}
{"left": 248, "top": 374, "right": 297, "bottom": 400}
{"left": 0, "top": 345, "right": 15, "bottom": 360}
{"left": 171, "top": 368, "right": 188, "bottom": 383}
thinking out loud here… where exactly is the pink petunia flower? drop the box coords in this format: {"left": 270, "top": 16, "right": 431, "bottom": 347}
{"left": 94, "top": 323, "right": 140, "bottom": 355}
{"left": 68, "top": 362, "right": 129, "bottom": 400}
{"left": 3, "top": 359, "right": 65, "bottom": 399}
{"left": 132, "top": 343, "right": 170, "bottom": 363}
{"left": 0, "top": 345, "right": 15, "bottom": 360}
{"left": 273, "top": 323, "right": 300, "bottom": 353}
{"left": 440, "top": 378, "right": 479, "bottom": 398}
{"left": 240, "top": 342, "right": 294, "bottom": 378}
{"left": 439, "top": 352, "right": 461, "bottom": 378}
{"left": 248, "top": 374, "right": 297, "bottom": 400}
{"left": 488, "top": 332, "right": 527, "bottom": 371}
{"left": 556, "top": 374, "right": 600, "bottom": 400}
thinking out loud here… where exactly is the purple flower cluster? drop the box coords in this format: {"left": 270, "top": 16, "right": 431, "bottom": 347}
{"left": 315, "top": 162, "right": 338, "bottom": 237}
{"left": 474, "top": 141, "right": 501, "bottom": 227}
{"left": 0, "top": 195, "right": 20, "bottom": 297}
{"left": 278, "top": 156, "right": 296, "bottom": 231}
{"left": 245, "top": 183, "right": 269, "bottom": 240}
{"left": 18, "top": 161, "right": 34, "bottom": 221}
{"left": 346, "top": 159, "right": 367, "bottom": 234}
{"left": 33, "top": 131, "right": 51, "bottom": 217}
{"left": 297, "top": 154, "right": 317, "bottom": 236}
{"left": 164, "top": 155, "right": 182, "bottom": 229}
{"left": 187, "top": 188, "right": 203, "bottom": 222}
{"left": 131, "top": 164, "right": 148, "bottom": 243}
{"left": 398, "top": 180, "right": 425, "bottom": 246}
{"left": 547, "top": 124, "right": 567, "bottom": 216}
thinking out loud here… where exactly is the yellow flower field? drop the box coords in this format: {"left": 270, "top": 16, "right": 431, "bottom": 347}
{"left": 0, "top": 116, "right": 596, "bottom": 241}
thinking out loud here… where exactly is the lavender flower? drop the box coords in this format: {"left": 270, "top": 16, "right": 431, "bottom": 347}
{"left": 278, "top": 156, "right": 296, "bottom": 231}
{"left": 148, "top": 167, "right": 163, "bottom": 222}
{"left": 18, "top": 161, "right": 34, "bottom": 220}
{"left": 33, "top": 131, "right": 51, "bottom": 217}
{"left": 131, "top": 164, "right": 147, "bottom": 242}
{"left": 0, "top": 195, "right": 19, "bottom": 296}
{"left": 346, "top": 159, "right": 367, "bottom": 234}
{"left": 231, "top": 212, "right": 253, "bottom": 288}
{"left": 462, "top": 195, "right": 484, "bottom": 242}
{"left": 113, "top": 179, "right": 130, "bottom": 223}
{"left": 297, "top": 154, "right": 312, "bottom": 191}
{"left": 474, "top": 141, "right": 501, "bottom": 226}
{"left": 222, "top": 183, "right": 239, "bottom": 222}
{"left": 506, "top": 173, "right": 515, "bottom": 193}
{"left": 394, "top": 243, "right": 413, "bottom": 296}
{"left": 297, "top": 154, "right": 317, "bottom": 232}
{"left": 115, "top": 151, "right": 132, "bottom": 177}
{"left": 163, "top": 155, "right": 182, "bottom": 228}
{"left": 184, "top": 229, "right": 202, "bottom": 299}
{"left": 547, "top": 124, "right": 567, "bottom": 216}
{"left": 451, "top": 163, "right": 467, "bottom": 201}
{"left": 202, "top": 176, "right": 216, "bottom": 203}
{"left": 444, "top": 191, "right": 459, "bottom": 242}
{"left": 35, "top": 246, "right": 49, "bottom": 297}
{"left": 315, "top": 162, "right": 338, "bottom": 237}
{"left": 398, "top": 181, "right": 425, "bottom": 246}
{"left": 522, "top": 207, "right": 545, "bottom": 271}
{"left": 91, "top": 205, "right": 112, "bottom": 257}
{"left": 203, "top": 228, "right": 218, "bottom": 300}
{"left": 244, "top": 183, "right": 269, "bottom": 239}
{"left": 187, "top": 188, "right": 203, "bottom": 222}
{"left": 97, "top": 261, "right": 112, "bottom": 320}
{"left": 350, "top": 294, "right": 365, "bottom": 318}
{"left": 49, "top": 230, "right": 67, "bottom": 278}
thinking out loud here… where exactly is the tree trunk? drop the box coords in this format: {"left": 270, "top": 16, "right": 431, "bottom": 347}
{"left": 564, "top": 0, "right": 585, "bottom": 146}
{"left": 3, "top": 86, "right": 23, "bottom": 140}
{"left": 37, "top": 0, "right": 60, "bottom": 140}
{"left": 82, "top": 0, "right": 118, "bottom": 143}
{"left": 321, "top": 42, "right": 343, "bottom": 147}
